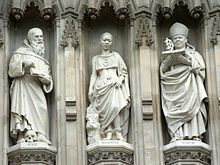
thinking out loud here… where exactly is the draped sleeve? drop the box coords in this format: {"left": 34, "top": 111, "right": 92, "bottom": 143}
{"left": 8, "top": 53, "right": 24, "bottom": 78}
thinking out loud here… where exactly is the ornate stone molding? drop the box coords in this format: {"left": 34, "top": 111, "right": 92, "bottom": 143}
{"left": 160, "top": 0, "right": 204, "bottom": 20}
{"left": 87, "top": 140, "right": 134, "bottom": 165}
{"left": 142, "top": 100, "right": 153, "bottom": 120}
{"left": 211, "top": 16, "right": 220, "bottom": 45}
{"left": 41, "top": 7, "right": 53, "bottom": 20}
{"left": 135, "top": 17, "right": 153, "bottom": 47}
{"left": 165, "top": 151, "right": 210, "bottom": 164}
{"left": 163, "top": 140, "right": 211, "bottom": 165}
{"left": 8, "top": 142, "right": 57, "bottom": 165}
{"left": 60, "top": 17, "right": 79, "bottom": 48}
{"left": 88, "top": 151, "right": 133, "bottom": 164}
{"left": 116, "top": 7, "right": 129, "bottom": 20}
{"left": 161, "top": 7, "right": 173, "bottom": 19}
{"left": 11, "top": 8, "right": 24, "bottom": 20}
{"left": 11, "top": 0, "right": 54, "bottom": 20}
{"left": 0, "top": 27, "right": 3, "bottom": 47}
{"left": 8, "top": 152, "right": 56, "bottom": 164}
{"left": 86, "top": 0, "right": 129, "bottom": 20}
{"left": 66, "top": 101, "right": 77, "bottom": 121}
{"left": 191, "top": 6, "right": 204, "bottom": 19}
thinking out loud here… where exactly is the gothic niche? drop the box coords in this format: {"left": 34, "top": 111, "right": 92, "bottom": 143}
{"left": 157, "top": 1, "right": 209, "bottom": 145}
{"left": 83, "top": 2, "right": 130, "bottom": 144}
{"left": 9, "top": 2, "right": 56, "bottom": 146}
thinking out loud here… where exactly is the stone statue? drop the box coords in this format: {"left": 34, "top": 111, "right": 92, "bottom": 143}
{"left": 160, "top": 22, "right": 208, "bottom": 142}
{"left": 8, "top": 28, "right": 53, "bottom": 145}
{"left": 86, "top": 32, "right": 130, "bottom": 144}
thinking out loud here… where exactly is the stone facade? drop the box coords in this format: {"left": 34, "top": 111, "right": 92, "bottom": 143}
{"left": 0, "top": 0, "right": 220, "bottom": 164}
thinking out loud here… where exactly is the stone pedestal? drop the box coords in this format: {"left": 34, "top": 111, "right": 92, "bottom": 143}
{"left": 86, "top": 140, "right": 134, "bottom": 165}
{"left": 163, "top": 140, "right": 211, "bottom": 165}
{"left": 7, "top": 142, "right": 57, "bottom": 165}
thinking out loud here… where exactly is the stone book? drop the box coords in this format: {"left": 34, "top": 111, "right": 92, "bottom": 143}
{"left": 161, "top": 47, "right": 185, "bottom": 60}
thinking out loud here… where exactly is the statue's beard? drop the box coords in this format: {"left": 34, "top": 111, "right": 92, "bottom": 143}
{"left": 30, "top": 41, "right": 45, "bottom": 56}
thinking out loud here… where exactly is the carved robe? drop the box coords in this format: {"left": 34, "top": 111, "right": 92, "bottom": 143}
{"left": 160, "top": 47, "right": 207, "bottom": 139}
{"left": 88, "top": 52, "right": 130, "bottom": 139}
{"left": 8, "top": 40, "right": 53, "bottom": 139}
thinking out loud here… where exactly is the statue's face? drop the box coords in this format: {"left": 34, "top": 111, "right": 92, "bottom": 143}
{"left": 100, "top": 34, "right": 112, "bottom": 50}
{"left": 172, "top": 34, "right": 187, "bottom": 49}
{"left": 30, "top": 29, "right": 43, "bottom": 45}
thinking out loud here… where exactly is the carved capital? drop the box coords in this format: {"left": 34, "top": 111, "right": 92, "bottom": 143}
{"left": 191, "top": 6, "right": 204, "bottom": 19}
{"left": 211, "top": 16, "right": 220, "bottom": 45}
{"left": 41, "top": 8, "right": 53, "bottom": 20}
{"left": 116, "top": 8, "right": 129, "bottom": 20}
{"left": 60, "top": 17, "right": 79, "bottom": 48}
{"left": 161, "top": 7, "right": 173, "bottom": 19}
{"left": 11, "top": 8, "right": 24, "bottom": 20}
{"left": 87, "top": 8, "right": 99, "bottom": 20}
{"left": 0, "top": 28, "right": 3, "bottom": 47}
{"left": 135, "top": 17, "right": 153, "bottom": 47}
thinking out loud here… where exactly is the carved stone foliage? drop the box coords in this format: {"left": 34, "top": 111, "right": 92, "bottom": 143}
{"left": 160, "top": 0, "right": 204, "bottom": 20}
{"left": 163, "top": 141, "right": 211, "bottom": 165}
{"left": 11, "top": 0, "right": 54, "bottom": 20}
{"left": 86, "top": 0, "right": 129, "bottom": 20}
{"left": 164, "top": 151, "right": 211, "bottom": 164}
{"left": 88, "top": 152, "right": 133, "bottom": 165}
{"left": 60, "top": 17, "right": 79, "bottom": 48}
{"left": 211, "top": 16, "right": 220, "bottom": 45}
{"left": 8, "top": 150, "right": 56, "bottom": 164}
{"left": 135, "top": 17, "right": 153, "bottom": 47}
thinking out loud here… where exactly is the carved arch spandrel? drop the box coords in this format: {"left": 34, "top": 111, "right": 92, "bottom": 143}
{"left": 85, "top": 0, "right": 129, "bottom": 20}
{"left": 153, "top": 0, "right": 206, "bottom": 20}
{"left": 11, "top": 0, "right": 55, "bottom": 20}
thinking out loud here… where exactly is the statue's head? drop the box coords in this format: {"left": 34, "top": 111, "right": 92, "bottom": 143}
{"left": 169, "top": 22, "right": 188, "bottom": 50}
{"left": 100, "top": 32, "right": 112, "bottom": 51}
{"left": 27, "top": 27, "right": 45, "bottom": 55}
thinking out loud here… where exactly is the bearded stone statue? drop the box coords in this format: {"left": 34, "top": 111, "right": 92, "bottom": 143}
{"left": 8, "top": 28, "right": 53, "bottom": 145}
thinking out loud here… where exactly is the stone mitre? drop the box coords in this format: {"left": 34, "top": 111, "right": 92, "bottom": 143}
{"left": 169, "top": 22, "right": 189, "bottom": 38}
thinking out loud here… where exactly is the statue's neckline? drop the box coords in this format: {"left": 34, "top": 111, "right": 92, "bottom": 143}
{"left": 97, "top": 52, "right": 114, "bottom": 57}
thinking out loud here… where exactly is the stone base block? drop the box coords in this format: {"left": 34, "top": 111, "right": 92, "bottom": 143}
{"left": 86, "top": 140, "right": 134, "bottom": 165}
{"left": 163, "top": 140, "right": 211, "bottom": 165}
{"left": 7, "top": 142, "right": 57, "bottom": 165}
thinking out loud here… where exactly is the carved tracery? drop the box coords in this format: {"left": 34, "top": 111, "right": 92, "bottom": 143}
{"left": 11, "top": 0, "right": 54, "bottom": 20}
{"left": 86, "top": 0, "right": 129, "bottom": 20}
{"left": 211, "top": 16, "right": 220, "bottom": 45}
{"left": 60, "top": 17, "right": 79, "bottom": 48}
{"left": 135, "top": 17, "right": 153, "bottom": 47}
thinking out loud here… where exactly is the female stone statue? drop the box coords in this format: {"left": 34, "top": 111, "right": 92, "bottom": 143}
{"left": 160, "top": 22, "right": 207, "bottom": 142}
{"left": 86, "top": 32, "right": 130, "bottom": 144}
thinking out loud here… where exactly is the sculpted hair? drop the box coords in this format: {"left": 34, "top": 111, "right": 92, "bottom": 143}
{"left": 100, "top": 32, "right": 113, "bottom": 41}
{"left": 27, "top": 28, "right": 43, "bottom": 42}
